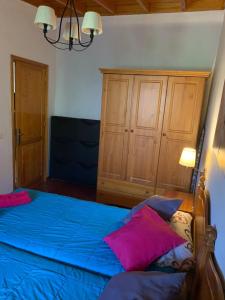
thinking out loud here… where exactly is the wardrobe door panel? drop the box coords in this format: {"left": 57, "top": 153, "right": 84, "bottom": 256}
{"left": 157, "top": 138, "right": 193, "bottom": 191}
{"left": 105, "top": 79, "right": 128, "bottom": 126}
{"left": 127, "top": 76, "right": 168, "bottom": 186}
{"left": 100, "top": 131, "right": 127, "bottom": 179}
{"left": 164, "top": 77, "right": 204, "bottom": 140}
{"left": 98, "top": 74, "right": 134, "bottom": 180}
{"left": 157, "top": 76, "right": 205, "bottom": 191}
{"left": 127, "top": 135, "right": 157, "bottom": 185}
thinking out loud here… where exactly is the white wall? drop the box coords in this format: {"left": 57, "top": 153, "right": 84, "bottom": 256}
{"left": 0, "top": 0, "right": 56, "bottom": 193}
{"left": 54, "top": 11, "right": 223, "bottom": 120}
{"left": 200, "top": 11, "right": 225, "bottom": 278}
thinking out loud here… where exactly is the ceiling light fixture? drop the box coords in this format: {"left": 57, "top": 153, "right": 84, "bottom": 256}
{"left": 34, "top": 0, "right": 103, "bottom": 51}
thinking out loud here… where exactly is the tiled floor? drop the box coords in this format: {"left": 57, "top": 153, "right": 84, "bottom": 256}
{"left": 30, "top": 179, "right": 97, "bottom": 201}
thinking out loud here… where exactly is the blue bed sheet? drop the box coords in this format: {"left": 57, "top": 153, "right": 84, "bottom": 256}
{"left": 0, "top": 243, "right": 109, "bottom": 300}
{"left": 0, "top": 190, "right": 128, "bottom": 277}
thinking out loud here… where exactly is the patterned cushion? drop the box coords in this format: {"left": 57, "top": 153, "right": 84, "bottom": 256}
{"left": 155, "top": 211, "right": 195, "bottom": 271}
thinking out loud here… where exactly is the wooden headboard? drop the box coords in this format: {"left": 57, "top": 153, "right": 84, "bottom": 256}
{"left": 190, "top": 172, "right": 225, "bottom": 300}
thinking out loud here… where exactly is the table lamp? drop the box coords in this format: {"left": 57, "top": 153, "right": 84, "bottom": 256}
{"left": 179, "top": 147, "right": 196, "bottom": 168}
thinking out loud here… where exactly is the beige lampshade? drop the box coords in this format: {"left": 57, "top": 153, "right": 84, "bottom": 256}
{"left": 179, "top": 147, "right": 196, "bottom": 168}
{"left": 34, "top": 6, "right": 57, "bottom": 31}
{"left": 82, "top": 12, "right": 103, "bottom": 35}
{"left": 63, "top": 23, "right": 79, "bottom": 41}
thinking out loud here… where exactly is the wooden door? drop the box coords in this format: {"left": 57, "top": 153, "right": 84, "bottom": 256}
{"left": 156, "top": 76, "right": 205, "bottom": 192}
{"left": 13, "top": 57, "right": 48, "bottom": 187}
{"left": 98, "top": 74, "right": 133, "bottom": 180}
{"left": 126, "top": 76, "right": 168, "bottom": 187}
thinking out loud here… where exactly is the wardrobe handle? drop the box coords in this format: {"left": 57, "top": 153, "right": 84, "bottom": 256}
{"left": 162, "top": 133, "right": 166, "bottom": 137}
{"left": 130, "top": 129, "right": 134, "bottom": 133}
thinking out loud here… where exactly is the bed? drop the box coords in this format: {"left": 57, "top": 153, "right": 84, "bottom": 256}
{"left": 0, "top": 189, "right": 129, "bottom": 299}
{"left": 0, "top": 174, "right": 224, "bottom": 300}
{"left": 0, "top": 243, "right": 108, "bottom": 299}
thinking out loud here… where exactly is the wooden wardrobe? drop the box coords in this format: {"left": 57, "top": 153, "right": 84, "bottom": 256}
{"left": 97, "top": 69, "right": 210, "bottom": 207}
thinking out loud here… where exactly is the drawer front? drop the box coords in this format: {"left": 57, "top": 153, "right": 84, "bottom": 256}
{"left": 97, "top": 190, "right": 143, "bottom": 208}
{"left": 97, "top": 177, "right": 154, "bottom": 198}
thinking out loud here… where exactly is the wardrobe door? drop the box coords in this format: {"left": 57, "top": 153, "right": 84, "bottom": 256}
{"left": 156, "top": 76, "right": 205, "bottom": 192}
{"left": 98, "top": 74, "right": 134, "bottom": 180}
{"left": 126, "top": 75, "right": 168, "bottom": 187}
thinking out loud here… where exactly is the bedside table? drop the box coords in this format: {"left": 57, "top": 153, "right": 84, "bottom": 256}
{"left": 163, "top": 190, "right": 194, "bottom": 214}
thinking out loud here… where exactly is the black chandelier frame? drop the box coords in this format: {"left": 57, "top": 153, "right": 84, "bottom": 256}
{"left": 43, "top": 0, "right": 94, "bottom": 51}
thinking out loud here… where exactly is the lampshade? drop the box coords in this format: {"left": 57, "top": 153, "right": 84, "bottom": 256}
{"left": 179, "top": 148, "right": 196, "bottom": 168}
{"left": 63, "top": 23, "right": 79, "bottom": 41}
{"left": 82, "top": 12, "right": 103, "bottom": 35}
{"left": 34, "top": 6, "right": 57, "bottom": 31}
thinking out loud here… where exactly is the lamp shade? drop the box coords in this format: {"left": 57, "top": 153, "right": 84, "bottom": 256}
{"left": 34, "top": 6, "right": 57, "bottom": 31}
{"left": 63, "top": 23, "right": 79, "bottom": 41}
{"left": 179, "top": 148, "right": 196, "bottom": 168}
{"left": 82, "top": 12, "right": 103, "bottom": 35}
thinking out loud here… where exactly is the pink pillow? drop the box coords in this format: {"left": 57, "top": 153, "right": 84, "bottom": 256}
{"left": 0, "top": 191, "right": 32, "bottom": 208}
{"left": 104, "top": 206, "right": 185, "bottom": 271}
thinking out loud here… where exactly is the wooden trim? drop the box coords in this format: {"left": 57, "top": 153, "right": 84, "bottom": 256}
{"left": 43, "top": 67, "right": 49, "bottom": 181}
{"left": 10, "top": 57, "right": 16, "bottom": 190}
{"left": 11, "top": 55, "right": 49, "bottom": 187}
{"left": 135, "top": 0, "right": 150, "bottom": 12}
{"left": 11, "top": 55, "right": 48, "bottom": 68}
{"left": 99, "top": 68, "right": 211, "bottom": 78}
{"left": 191, "top": 172, "right": 225, "bottom": 300}
{"left": 92, "top": 0, "right": 115, "bottom": 14}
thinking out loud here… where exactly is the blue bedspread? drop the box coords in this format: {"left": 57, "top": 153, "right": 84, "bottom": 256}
{"left": 0, "top": 190, "right": 128, "bottom": 277}
{"left": 0, "top": 243, "right": 109, "bottom": 300}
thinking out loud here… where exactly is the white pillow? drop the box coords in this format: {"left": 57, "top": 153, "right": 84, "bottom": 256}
{"left": 155, "top": 211, "right": 195, "bottom": 271}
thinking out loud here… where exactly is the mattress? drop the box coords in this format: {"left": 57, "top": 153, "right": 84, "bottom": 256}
{"left": 0, "top": 243, "right": 109, "bottom": 300}
{"left": 0, "top": 189, "right": 128, "bottom": 277}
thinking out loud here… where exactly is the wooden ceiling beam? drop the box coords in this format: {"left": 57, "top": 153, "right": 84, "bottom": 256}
{"left": 91, "top": 0, "right": 115, "bottom": 14}
{"left": 180, "top": 0, "right": 187, "bottom": 11}
{"left": 136, "top": 0, "right": 150, "bottom": 13}
{"left": 55, "top": 0, "right": 85, "bottom": 16}
{"left": 21, "top": 0, "right": 225, "bottom": 16}
{"left": 180, "top": 0, "right": 194, "bottom": 11}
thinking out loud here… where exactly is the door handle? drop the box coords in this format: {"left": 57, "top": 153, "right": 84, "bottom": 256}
{"left": 15, "top": 128, "right": 23, "bottom": 145}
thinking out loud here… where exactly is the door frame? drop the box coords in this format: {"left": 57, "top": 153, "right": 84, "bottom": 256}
{"left": 11, "top": 55, "right": 49, "bottom": 188}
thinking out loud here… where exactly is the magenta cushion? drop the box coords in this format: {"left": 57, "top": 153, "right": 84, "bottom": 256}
{"left": 0, "top": 191, "right": 31, "bottom": 208}
{"left": 104, "top": 206, "right": 185, "bottom": 271}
